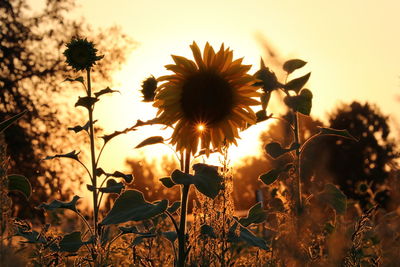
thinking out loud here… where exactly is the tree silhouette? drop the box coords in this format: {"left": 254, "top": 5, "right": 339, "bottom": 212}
{"left": 310, "top": 102, "right": 398, "bottom": 209}
{"left": 0, "top": 0, "right": 134, "bottom": 219}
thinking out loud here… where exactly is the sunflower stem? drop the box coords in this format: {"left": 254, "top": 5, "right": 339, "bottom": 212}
{"left": 177, "top": 150, "right": 191, "bottom": 267}
{"left": 293, "top": 111, "right": 302, "bottom": 215}
{"left": 86, "top": 68, "right": 99, "bottom": 245}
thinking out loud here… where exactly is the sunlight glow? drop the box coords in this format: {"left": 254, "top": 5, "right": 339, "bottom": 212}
{"left": 197, "top": 123, "right": 206, "bottom": 132}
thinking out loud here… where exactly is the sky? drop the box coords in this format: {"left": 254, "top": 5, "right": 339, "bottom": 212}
{"left": 31, "top": 0, "right": 400, "bottom": 174}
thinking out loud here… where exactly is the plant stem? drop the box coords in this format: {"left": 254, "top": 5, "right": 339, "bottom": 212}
{"left": 293, "top": 111, "right": 302, "bottom": 214}
{"left": 177, "top": 150, "right": 191, "bottom": 267}
{"left": 86, "top": 68, "right": 99, "bottom": 239}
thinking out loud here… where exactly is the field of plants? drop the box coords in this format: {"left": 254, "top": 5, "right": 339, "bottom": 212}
{"left": 1, "top": 1, "right": 400, "bottom": 266}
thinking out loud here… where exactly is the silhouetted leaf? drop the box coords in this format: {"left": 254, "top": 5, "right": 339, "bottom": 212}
{"left": 171, "top": 169, "right": 192, "bottom": 186}
{"left": 94, "top": 87, "right": 120, "bottom": 98}
{"left": 63, "top": 76, "right": 84, "bottom": 84}
{"left": 7, "top": 174, "right": 31, "bottom": 199}
{"left": 87, "top": 179, "right": 124, "bottom": 194}
{"left": 283, "top": 59, "right": 307, "bottom": 74}
{"left": 38, "top": 196, "right": 80, "bottom": 212}
{"left": 259, "top": 169, "right": 281, "bottom": 185}
{"left": 44, "top": 150, "right": 80, "bottom": 161}
{"left": 318, "top": 127, "right": 358, "bottom": 141}
{"left": 99, "top": 190, "right": 168, "bottom": 225}
{"left": 96, "top": 169, "right": 133, "bottom": 183}
{"left": 160, "top": 177, "right": 176, "bottom": 188}
{"left": 284, "top": 89, "right": 313, "bottom": 115}
{"left": 68, "top": 120, "right": 97, "bottom": 133}
{"left": 317, "top": 184, "right": 347, "bottom": 214}
{"left": 192, "top": 163, "right": 223, "bottom": 199}
{"left": 228, "top": 222, "right": 269, "bottom": 250}
{"left": 239, "top": 202, "right": 267, "bottom": 227}
{"left": 200, "top": 224, "right": 217, "bottom": 238}
{"left": 162, "top": 231, "right": 177, "bottom": 242}
{"left": 0, "top": 110, "right": 27, "bottom": 133}
{"left": 256, "top": 110, "right": 268, "bottom": 123}
{"left": 284, "top": 72, "right": 311, "bottom": 93}
{"left": 167, "top": 201, "right": 181, "bottom": 213}
{"left": 15, "top": 227, "right": 46, "bottom": 244}
{"left": 265, "top": 142, "right": 287, "bottom": 158}
{"left": 132, "top": 234, "right": 156, "bottom": 246}
{"left": 135, "top": 136, "right": 164, "bottom": 148}
{"left": 58, "top": 232, "right": 93, "bottom": 253}
{"left": 75, "top": 96, "right": 98, "bottom": 109}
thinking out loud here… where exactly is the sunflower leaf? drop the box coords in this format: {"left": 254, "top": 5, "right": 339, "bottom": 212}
{"left": 162, "top": 231, "right": 178, "bottom": 242}
{"left": 259, "top": 169, "right": 281, "bottom": 185}
{"left": 58, "top": 231, "right": 93, "bottom": 253}
{"left": 171, "top": 170, "right": 192, "bottom": 186}
{"left": 75, "top": 96, "right": 98, "bottom": 110}
{"left": 94, "top": 87, "right": 120, "bottom": 98}
{"left": 44, "top": 150, "right": 80, "bottom": 161}
{"left": 317, "top": 184, "right": 347, "bottom": 214}
{"left": 99, "top": 190, "right": 168, "bottom": 225}
{"left": 284, "top": 72, "right": 311, "bottom": 93}
{"left": 264, "top": 142, "right": 288, "bottom": 158}
{"left": 167, "top": 201, "right": 181, "bottom": 213}
{"left": 239, "top": 202, "right": 267, "bottom": 227}
{"left": 228, "top": 222, "right": 269, "bottom": 250}
{"left": 7, "top": 174, "right": 31, "bottom": 199}
{"left": 283, "top": 59, "right": 307, "bottom": 74}
{"left": 68, "top": 120, "right": 97, "bottom": 133}
{"left": 63, "top": 76, "right": 84, "bottom": 84}
{"left": 159, "top": 177, "right": 176, "bottom": 188}
{"left": 192, "top": 163, "right": 223, "bottom": 199}
{"left": 318, "top": 127, "right": 358, "bottom": 141}
{"left": 135, "top": 136, "right": 164, "bottom": 149}
{"left": 38, "top": 196, "right": 80, "bottom": 212}
{"left": 283, "top": 89, "right": 313, "bottom": 116}
{"left": 0, "top": 110, "right": 27, "bottom": 133}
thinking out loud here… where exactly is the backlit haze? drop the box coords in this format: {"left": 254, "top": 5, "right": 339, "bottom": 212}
{"left": 32, "top": 0, "right": 400, "bottom": 174}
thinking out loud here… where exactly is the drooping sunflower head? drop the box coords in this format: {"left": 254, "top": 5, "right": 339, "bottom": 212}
{"left": 64, "top": 38, "right": 103, "bottom": 71}
{"left": 140, "top": 75, "right": 158, "bottom": 102}
{"left": 154, "top": 42, "right": 261, "bottom": 155}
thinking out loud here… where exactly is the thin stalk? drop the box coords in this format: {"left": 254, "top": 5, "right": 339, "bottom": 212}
{"left": 86, "top": 68, "right": 99, "bottom": 239}
{"left": 292, "top": 111, "right": 302, "bottom": 214}
{"left": 177, "top": 150, "right": 191, "bottom": 267}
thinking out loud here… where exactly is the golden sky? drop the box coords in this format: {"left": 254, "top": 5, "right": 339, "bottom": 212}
{"left": 32, "top": 0, "right": 400, "bottom": 173}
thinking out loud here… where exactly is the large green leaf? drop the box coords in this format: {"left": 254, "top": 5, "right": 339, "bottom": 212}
{"left": 0, "top": 110, "right": 27, "bottom": 133}
{"left": 283, "top": 59, "right": 307, "bottom": 74}
{"left": 58, "top": 231, "right": 93, "bottom": 253}
{"left": 7, "top": 174, "right": 31, "bottom": 199}
{"left": 38, "top": 196, "right": 80, "bottom": 212}
{"left": 192, "top": 163, "right": 223, "bottom": 199}
{"left": 239, "top": 202, "right": 267, "bottom": 227}
{"left": 317, "top": 184, "right": 347, "bottom": 214}
{"left": 99, "top": 190, "right": 168, "bottom": 225}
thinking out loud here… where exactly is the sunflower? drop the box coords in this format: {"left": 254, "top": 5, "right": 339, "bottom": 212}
{"left": 154, "top": 42, "right": 260, "bottom": 155}
{"left": 64, "top": 38, "right": 103, "bottom": 71}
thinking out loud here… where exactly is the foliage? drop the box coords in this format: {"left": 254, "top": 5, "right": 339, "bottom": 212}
{"left": 0, "top": 0, "right": 134, "bottom": 219}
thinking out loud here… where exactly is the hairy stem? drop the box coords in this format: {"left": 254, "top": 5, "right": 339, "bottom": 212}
{"left": 177, "top": 150, "right": 191, "bottom": 267}
{"left": 86, "top": 68, "right": 99, "bottom": 240}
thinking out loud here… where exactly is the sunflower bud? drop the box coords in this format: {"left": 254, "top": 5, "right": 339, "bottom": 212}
{"left": 63, "top": 38, "right": 103, "bottom": 71}
{"left": 140, "top": 75, "right": 158, "bottom": 102}
{"left": 254, "top": 59, "right": 281, "bottom": 93}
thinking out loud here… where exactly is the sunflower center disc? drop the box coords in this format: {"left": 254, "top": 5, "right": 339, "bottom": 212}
{"left": 181, "top": 71, "right": 234, "bottom": 125}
